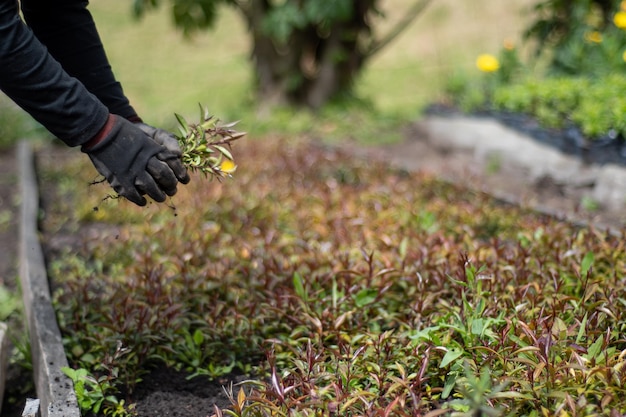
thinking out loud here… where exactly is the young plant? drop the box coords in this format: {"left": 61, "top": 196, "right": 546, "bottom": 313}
{"left": 175, "top": 105, "right": 246, "bottom": 179}
{"left": 93, "top": 105, "right": 245, "bottom": 206}
{"left": 61, "top": 367, "right": 126, "bottom": 416}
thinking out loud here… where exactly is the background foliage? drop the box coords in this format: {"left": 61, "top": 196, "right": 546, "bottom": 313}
{"left": 448, "top": 0, "right": 626, "bottom": 143}
{"left": 524, "top": 0, "right": 624, "bottom": 76}
{"left": 131, "top": 0, "right": 436, "bottom": 108}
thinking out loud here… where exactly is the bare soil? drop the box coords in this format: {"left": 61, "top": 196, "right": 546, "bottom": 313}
{"left": 127, "top": 367, "right": 249, "bottom": 417}
{"left": 1, "top": 117, "right": 625, "bottom": 416}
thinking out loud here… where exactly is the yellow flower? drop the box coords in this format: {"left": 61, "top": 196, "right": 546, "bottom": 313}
{"left": 614, "top": 11, "right": 626, "bottom": 29}
{"left": 503, "top": 39, "right": 515, "bottom": 50}
{"left": 476, "top": 54, "right": 500, "bottom": 72}
{"left": 584, "top": 31, "right": 603, "bottom": 43}
{"left": 219, "top": 159, "right": 237, "bottom": 174}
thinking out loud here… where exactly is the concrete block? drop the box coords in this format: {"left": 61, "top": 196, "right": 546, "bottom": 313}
{"left": 0, "top": 321, "right": 8, "bottom": 416}
{"left": 420, "top": 116, "right": 587, "bottom": 183}
{"left": 592, "top": 164, "right": 626, "bottom": 211}
{"left": 22, "top": 398, "right": 40, "bottom": 417}
{"left": 18, "top": 142, "right": 80, "bottom": 417}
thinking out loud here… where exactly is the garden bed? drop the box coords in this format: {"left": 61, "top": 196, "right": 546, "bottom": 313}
{"left": 3, "top": 112, "right": 626, "bottom": 415}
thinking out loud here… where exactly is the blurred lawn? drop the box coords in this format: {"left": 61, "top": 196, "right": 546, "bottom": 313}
{"left": 89, "top": 1, "right": 250, "bottom": 127}
{"left": 359, "top": 0, "right": 536, "bottom": 114}
{"left": 1, "top": 0, "right": 536, "bottom": 141}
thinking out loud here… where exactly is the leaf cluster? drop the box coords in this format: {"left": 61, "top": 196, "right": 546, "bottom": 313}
{"left": 261, "top": 0, "right": 354, "bottom": 44}
{"left": 491, "top": 75, "right": 626, "bottom": 139}
{"left": 132, "top": 0, "right": 234, "bottom": 36}
{"left": 175, "top": 105, "right": 245, "bottom": 179}
{"left": 524, "top": 0, "right": 624, "bottom": 76}
{"left": 44, "top": 138, "right": 626, "bottom": 416}
{"left": 444, "top": 1, "right": 626, "bottom": 142}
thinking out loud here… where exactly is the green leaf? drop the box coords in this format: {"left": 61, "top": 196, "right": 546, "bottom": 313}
{"left": 409, "top": 326, "right": 442, "bottom": 343}
{"left": 293, "top": 272, "right": 307, "bottom": 301}
{"left": 214, "top": 145, "right": 233, "bottom": 160}
{"left": 198, "top": 103, "right": 206, "bottom": 124}
{"left": 398, "top": 236, "right": 408, "bottom": 259}
{"left": 490, "top": 391, "right": 535, "bottom": 400}
{"left": 193, "top": 328, "right": 204, "bottom": 346}
{"left": 353, "top": 287, "right": 378, "bottom": 307}
{"left": 331, "top": 276, "right": 339, "bottom": 310}
{"left": 587, "top": 336, "right": 603, "bottom": 360}
{"left": 440, "top": 348, "right": 464, "bottom": 368}
{"left": 581, "top": 251, "right": 594, "bottom": 277}
{"left": 175, "top": 113, "right": 190, "bottom": 135}
{"left": 471, "top": 318, "right": 485, "bottom": 336}
{"left": 576, "top": 313, "right": 588, "bottom": 344}
{"left": 61, "top": 366, "right": 76, "bottom": 380}
{"left": 442, "top": 373, "right": 458, "bottom": 399}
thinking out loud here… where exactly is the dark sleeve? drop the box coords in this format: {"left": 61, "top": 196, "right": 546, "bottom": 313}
{"left": 20, "top": 0, "right": 139, "bottom": 120}
{"left": 0, "top": 0, "right": 109, "bottom": 146}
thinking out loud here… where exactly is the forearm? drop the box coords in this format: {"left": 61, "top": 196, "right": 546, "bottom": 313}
{"left": 0, "top": 0, "right": 108, "bottom": 146}
{"left": 20, "top": 0, "right": 138, "bottom": 119}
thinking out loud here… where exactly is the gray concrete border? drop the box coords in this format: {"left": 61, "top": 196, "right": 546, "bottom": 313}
{"left": 18, "top": 141, "right": 80, "bottom": 417}
{"left": 419, "top": 115, "right": 626, "bottom": 212}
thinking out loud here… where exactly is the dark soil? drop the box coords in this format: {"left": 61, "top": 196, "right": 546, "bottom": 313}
{"left": 127, "top": 367, "right": 249, "bottom": 417}
{"left": 2, "top": 114, "right": 626, "bottom": 416}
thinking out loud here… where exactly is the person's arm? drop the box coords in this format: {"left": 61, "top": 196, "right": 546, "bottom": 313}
{"left": 20, "top": 0, "right": 139, "bottom": 120}
{"left": 0, "top": 0, "right": 108, "bottom": 146}
{"left": 0, "top": 0, "right": 189, "bottom": 205}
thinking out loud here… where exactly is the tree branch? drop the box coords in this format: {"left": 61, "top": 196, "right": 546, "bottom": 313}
{"left": 366, "top": 0, "right": 434, "bottom": 58}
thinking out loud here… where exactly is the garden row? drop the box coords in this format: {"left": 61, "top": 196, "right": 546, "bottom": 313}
{"left": 37, "top": 131, "right": 626, "bottom": 416}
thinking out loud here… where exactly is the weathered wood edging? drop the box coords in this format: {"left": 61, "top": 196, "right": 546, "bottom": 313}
{"left": 0, "top": 321, "right": 9, "bottom": 415}
{"left": 18, "top": 141, "right": 80, "bottom": 417}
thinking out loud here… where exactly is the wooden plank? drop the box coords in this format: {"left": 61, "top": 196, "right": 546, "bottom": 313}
{"left": 18, "top": 142, "right": 80, "bottom": 417}
{"left": 22, "top": 398, "right": 40, "bottom": 417}
{"left": 0, "top": 321, "right": 8, "bottom": 416}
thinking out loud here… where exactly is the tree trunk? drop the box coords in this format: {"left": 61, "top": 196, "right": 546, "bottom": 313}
{"left": 240, "top": 0, "right": 371, "bottom": 109}
{"left": 135, "top": 0, "right": 430, "bottom": 109}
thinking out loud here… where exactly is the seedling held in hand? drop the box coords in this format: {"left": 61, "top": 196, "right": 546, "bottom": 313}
{"left": 176, "top": 105, "right": 246, "bottom": 179}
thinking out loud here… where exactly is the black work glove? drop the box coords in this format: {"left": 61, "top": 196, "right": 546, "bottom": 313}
{"left": 135, "top": 123, "right": 190, "bottom": 185}
{"left": 82, "top": 115, "right": 185, "bottom": 206}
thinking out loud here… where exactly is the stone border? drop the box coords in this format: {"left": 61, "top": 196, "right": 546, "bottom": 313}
{"left": 419, "top": 115, "right": 626, "bottom": 212}
{"left": 18, "top": 141, "right": 80, "bottom": 417}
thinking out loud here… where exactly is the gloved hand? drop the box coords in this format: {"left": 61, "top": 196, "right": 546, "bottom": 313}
{"left": 135, "top": 123, "right": 190, "bottom": 185}
{"left": 82, "top": 114, "right": 186, "bottom": 206}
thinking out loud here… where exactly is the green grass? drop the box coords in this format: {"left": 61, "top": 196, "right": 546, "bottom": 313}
{"left": 90, "top": 2, "right": 251, "bottom": 127}
{"left": 87, "top": 0, "right": 536, "bottom": 130}
{"left": 0, "top": 0, "right": 535, "bottom": 146}
{"left": 357, "top": 0, "right": 536, "bottom": 116}
{"left": 0, "top": 98, "right": 45, "bottom": 149}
